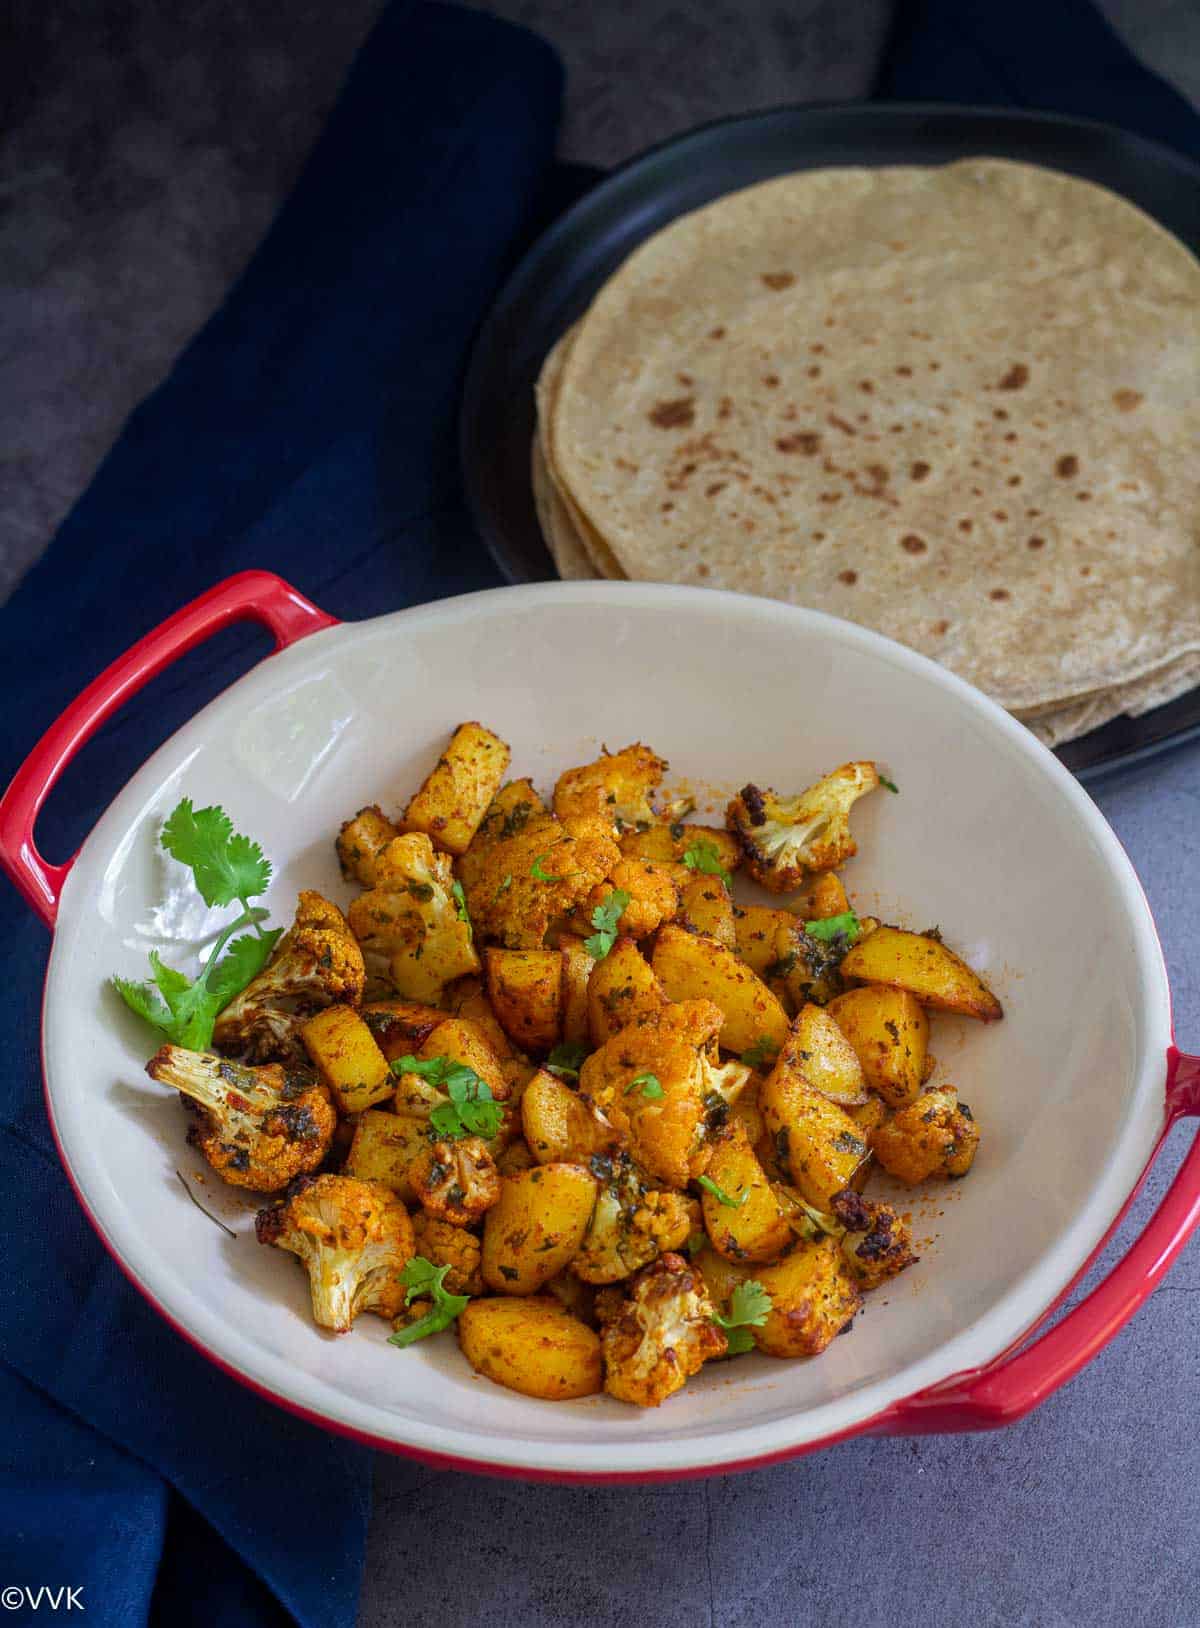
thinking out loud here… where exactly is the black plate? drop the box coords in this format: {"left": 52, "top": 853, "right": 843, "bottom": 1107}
{"left": 460, "top": 103, "right": 1200, "bottom": 781}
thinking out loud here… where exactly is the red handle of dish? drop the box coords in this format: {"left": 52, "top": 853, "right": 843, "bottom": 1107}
{"left": 0, "top": 571, "right": 339, "bottom": 929}
{"left": 892, "top": 1045, "right": 1200, "bottom": 1433}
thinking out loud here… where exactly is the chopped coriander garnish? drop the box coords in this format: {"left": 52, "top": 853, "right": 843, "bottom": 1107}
{"left": 530, "top": 853, "right": 562, "bottom": 882}
{"left": 392, "top": 1055, "right": 504, "bottom": 1140}
{"left": 624, "top": 1071, "right": 664, "bottom": 1100}
{"left": 546, "top": 1040, "right": 589, "bottom": 1082}
{"left": 697, "top": 1174, "right": 749, "bottom": 1209}
{"left": 804, "top": 910, "right": 861, "bottom": 946}
{"left": 388, "top": 1257, "right": 469, "bottom": 1348}
{"left": 496, "top": 874, "right": 513, "bottom": 898}
{"left": 684, "top": 1230, "right": 706, "bottom": 1258}
{"left": 741, "top": 1035, "right": 779, "bottom": 1070}
{"left": 682, "top": 838, "right": 731, "bottom": 887}
{"left": 450, "top": 879, "right": 472, "bottom": 940}
{"left": 583, "top": 888, "right": 631, "bottom": 960}
{"left": 712, "top": 1279, "right": 771, "bottom": 1355}
{"left": 879, "top": 774, "right": 900, "bottom": 794}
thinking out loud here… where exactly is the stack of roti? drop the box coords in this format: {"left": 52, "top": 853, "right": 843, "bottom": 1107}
{"left": 532, "top": 159, "right": 1200, "bottom": 746}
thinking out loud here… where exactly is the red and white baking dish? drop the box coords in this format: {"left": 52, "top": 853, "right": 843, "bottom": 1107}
{"left": 3, "top": 570, "right": 1199, "bottom": 1481}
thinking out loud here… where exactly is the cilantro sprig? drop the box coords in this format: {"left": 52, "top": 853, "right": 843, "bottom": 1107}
{"left": 682, "top": 839, "right": 731, "bottom": 887}
{"left": 393, "top": 1055, "right": 505, "bottom": 1140}
{"left": 583, "top": 888, "right": 630, "bottom": 960}
{"left": 741, "top": 1036, "right": 780, "bottom": 1071}
{"left": 388, "top": 1257, "right": 469, "bottom": 1348}
{"left": 803, "top": 910, "right": 861, "bottom": 947}
{"left": 624, "top": 1071, "right": 664, "bottom": 1101}
{"left": 879, "top": 774, "right": 900, "bottom": 794}
{"left": 530, "top": 852, "right": 563, "bottom": 882}
{"left": 712, "top": 1280, "right": 772, "bottom": 1355}
{"left": 111, "top": 798, "right": 281, "bottom": 1050}
{"left": 450, "top": 879, "right": 472, "bottom": 940}
{"left": 547, "top": 1040, "right": 589, "bottom": 1082}
{"left": 697, "top": 1174, "right": 749, "bottom": 1209}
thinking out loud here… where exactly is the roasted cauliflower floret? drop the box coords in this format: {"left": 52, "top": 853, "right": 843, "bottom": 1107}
{"left": 463, "top": 814, "right": 621, "bottom": 949}
{"left": 553, "top": 744, "right": 667, "bottom": 832}
{"left": 255, "top": 1173, "right": 415, "bottom": 1332}
{"left": 726, "top": 762, "right": 880, "bottom": 893}
{"left": 572, "top": 1151, "right": 694, "bottom": 1283}
{"left": 212, "top": 890, "right": 365, "bottom": 1063}
{"left": 581, "top": 999, "right": 733, "bottom": 1189}
{"left": 336, "top": 805, "right": 400, "bottom": 888}
{"left": 408, "top": 1135, "right": 501, "bottom": 1225}
{"left": 146, "top": 1044, "right": 335, "bottom": 1191}
{"left": 829, "top": 1188, "right": 918, "bottom": 1287}
{"left": 870, "top": 1087, "right": 980, "bottom": 1184}
{"left": 347, "top": 833, "right": 480, "bottom": 1002}
{"left": 581, "top": 860, "right": 680, "bottom": 941}
{"left": 410, "top": 1212, "right": 483, "bottom": 1296}
{"left": 601, "top": 1252, "right": 727, "bottom": 1406}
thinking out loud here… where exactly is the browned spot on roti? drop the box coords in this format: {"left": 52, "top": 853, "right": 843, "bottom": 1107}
{"left": 896, "top": 365, "right": 913, "bottom": 377}
{"left": 649, "top": 398, "right": 695, "bottom": 429}
{"left": 717, "top": 396, "right": 733, "bottom": 421}
{"left": 1008, "top": 474, "right": 1022, "bottom": 486}
{"left": 810, "top": 343, "right": 826, "bottom": 355}
{"left": 762, "top": 374, "right": 780, "bottom": 388}
{"left": 708, "top": 326, "right": 726, "bottom": 340}
{"left": 998, "top": 363, "right": 1029, "bottom": 390}
{"left": 761, "top": 272, "right": 795, "bottom": 290}
{"left": 676, "top": 373, "right": 693, "bottom": 388}
{"left": 807, "top": 366, "right": 822, "bottom": 379}
{"left": 993, "top": 408, "right": 1009, "bottom": 421}
{"left": 828, "top": 414, "right": 857, "bottom": 436}
{"left": 705, "top": 482, "right": 727, "bottom": 498}
{"left": 993, "top": 510, "right": 1008, "bottom": 522}
{"left": 900, "top": 534, "right": 927, "bottom": 554}
{"left": 1056, "top": 454, "right": 1079, "bottom": 478}
{"left": 819, "top": 491, "right": 842, "bottom": 504}
{"left": 910, "top": 460, "right": 931, "bottom": 481}
{"left": 1028, "top": 536, "right": 1045, "bottom": 549}
{"left": 1113, "top": 388, "right": 1143, "bottom": 411}
{"left": 958, "top": 519, "right": 973, "bottom": 533}
{"left": 660, "top": 501, "right": 674, "bottom": 513}
{"left": 812, "top": 531, "right": 826, "bottom": 541}
{"left": 1076, "top": 491, "right": 1092, "bottom": 502}
{"left": 776, "top": 432, "right": 821, "bottom": 456}
{"left": 932, "top": 619, "right": 950, "bottom": 635}
{"left": 697, "top": 564, "right": 711, "bottom": 577}
{"left": 838, "top": 569, "right": 858, "bottom": 585}
{"left": 858, "top": 380, "right": 875, "bottom": 394}
{"left": 989, "top": 588, "right": 1011, "bottom": 601}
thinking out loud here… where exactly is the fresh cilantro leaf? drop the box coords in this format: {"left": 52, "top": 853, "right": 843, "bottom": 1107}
{"left": 396, "top": 1056, "right": 505, "bottom": 1140}
{"left": 388, "top": 1256, "right": 470, "bottom": 1348}
{"left": 450, "top": 879, "right": 472, "bottom": 940}
{"left": 684, "top": 1231, "right": 706, "bottom": 1258}
{"left": 111, "top": 975, "right": 173, "bottom": 1032}
{"left": 203, "top": 928, "right": 282, "bottom": 1009}
{"left": 160, "top": 798, "right": 271, "bottom": 909}
{"left": 697, "top": 1174, "right": 749, "bottom": 1208}
{"left": 583, "top": 888, "right": 631, "bottom": 960}
{"left": 624, "top": 1071, "right": 664, "bottom": 1100}
{"left": 547, "top": 1040, "right": 589, "bottom": 1082}
{"left": 879, "top": 775, "right": 900, "bottom": 794}
{"left": 530, "top": 853, "right": 562, "bottom": 882}
{"left": 712, "top": 1279, "right": 772, "bottom": 1354}
{"left": 741, "top": 1036, "right": 779, "bottom": 1070}
{"left": 804, "top": 910, "right": 861, "bottom": 946}
{"left": 496, "top": 874, "right": 513, "bottom": 899}
{"left": 682, "top": 839, "right": 731, "bottom": 888}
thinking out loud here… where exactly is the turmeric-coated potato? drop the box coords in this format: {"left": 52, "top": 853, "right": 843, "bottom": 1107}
{"left": 587, "top": 937, "right": 666, "bottom": 1047}
{"left": 301, "top": 1005, "right": 393, "bottom": 1114}
{"left": 760, "top": 1048, "right": 870, "bottom": 1209}
{"left": 417, "top": 1017, "right": 511, "bottom": 1101}
{"left": 360, "top": 999, "right": 447, "bottom": 1062}
{"left": 787, "top": 1004, "right": 867, "bottom": 1106}
{"left": 344, "top": 1109, "right": 430, "bottom": 1202}
{"left": 840, "top": 926, "right": 1002, "bottom": 1021}
{"left": 336, "top": 805, "right": 399, "bottom": 887}
{"left": 521, "top": 1068, "right": 619, "bottom": 1165}
{"left": 481, "top": 1164, "right": 597, "bottom": 1293}
{"left": 753, "top": 1236, "right": 862, "bottom": 1358}
{"left": 691, "top": 1241, "right": 752, "bottom": 1312}
{"left": 807, "top": 872, "right": 849, "bottom": 920}
{"left": 620, "top": 821, "right": 741, "bottom": 876}
{"left": 679, "top": 874, "right": 737, "bottom": 948}
{"left": 828, "top": 986, "right": 929, "bottom": 1107}
{"left": 457, "top": 1297, "right": 602, "bottom": 1400}
{"left": 846, "top": 1093, "right": 888, "bottom": 1137}
{"left": 559, "top": 942, "right": 593, "bottom": 1046}
{"left": 402, "top": 722, "right": 511, "bottom": 856}
{"left": 701, "top": 1121, "right": 794, "bottom": 1264}
{"left": 485, "top": 948, "right": 563, "bottom": 1054}
{"left": 652, "top": 924, "right": 790, "bottom": 1056}
{"left": 733, "top": 905, "right": 797, "bottom": 977}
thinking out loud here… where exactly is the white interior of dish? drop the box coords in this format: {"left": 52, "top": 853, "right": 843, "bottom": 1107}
{"left": 43, "top": 584, "right": 1171, "bottom": 1474}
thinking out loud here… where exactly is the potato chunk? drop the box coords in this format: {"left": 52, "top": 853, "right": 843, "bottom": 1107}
{"left": 679, "top": 874, "right": 736, "bottom": 948}
{"left": 840, "top": 926, "right": 1002, "bottom": 1021}
{"left": 753, "top": 1237, "right": 862, "bottom": 1357}
{"left": 521, "top": 1068, "right": 619, "bottom": 1165}
{"left": 457, "top": 1297, "right": 602, "bottom": 1399}
{"left": 701, "top": 1121, "right": 793, "bottom": 1264}
{"left": 652, "top": 924, "right": 789, "bottom": 1055}
{"left": 344, "top": 1109, "right": 429, "bottom": 1201}
{"left": 402, "top": 722, "right": 511, "bottom": 856}
{"left": 485, "top": 948, "right": 563, "bottom": 1053}
{"left": 587, "top": 937, "right": 666, "bottom": 1046}
{"left": 787, "top": 1003, "right": 867, "bottom": 1106}
{"left": 481, "top": 1164, "right": 597, "bottom": 1293}
{"left": 828, "top": 987, "right": 929, "bottom": 1107}
{"left": 760, "top": 1039, "right": 870, "bottom": 1209}
{"left": 301, "top": 1005, "right": 393, "bottom": 1114}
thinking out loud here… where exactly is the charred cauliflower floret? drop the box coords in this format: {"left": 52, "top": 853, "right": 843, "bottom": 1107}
{"left": 409, "top": 1212, "right": 483, "bottom": 1296}
{"left": 581, "top": 999, "right": 735, "bottom": 1189}
{"left": 601, "top": 1252, "right": 727, "bottom": 1406}
{"left": 726, "top": 762, "right": 880, "bottom": 893}
{"left": 553, "top": 744, "right": 667, "bottom": 832}
{"left": 255, "top": 1173, "right": 415, "bottom": 1333}
{"left": 581, "top": 860, "right": 681, "bottom": 941}
{"left": 212, "top": 891, "right": 365, "bottom": 1063}
{"left": 146, "top": 1045, "right": 335, "bottom": 1191}
{"left": 408, "top": 1135, "right": 501, "bottom": 1225}
{"left": 572, "top": 1151, "right": 694, "bottom": 1283}
{"left": 463, "top": 814, "right": 621, "bottom": 949}
{"left": 829, "top": 1188, "right": 918, "bottom": 1287}
{"left": 347, "top": 833, "right": 480, "bottom": 1002}
{"left": 870, "top": 1087, "right": 980, "bottom": 1184}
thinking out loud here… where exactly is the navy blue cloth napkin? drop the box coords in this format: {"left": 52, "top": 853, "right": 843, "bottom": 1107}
{"left": 1, "top": 1, "right": 1197, "bottom": 1624}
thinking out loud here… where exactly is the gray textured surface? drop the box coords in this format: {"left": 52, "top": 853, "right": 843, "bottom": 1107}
{"left": 361, "top": 741, "right": 1200, "bottom": 1628}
